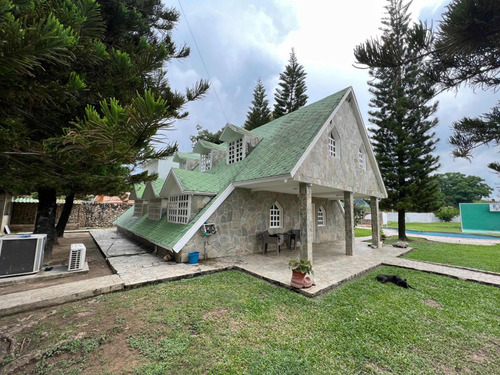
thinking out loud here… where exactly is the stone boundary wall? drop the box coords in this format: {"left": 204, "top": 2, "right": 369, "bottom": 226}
{"left": 11, "top": 202, "right": 131, "bottom": 228}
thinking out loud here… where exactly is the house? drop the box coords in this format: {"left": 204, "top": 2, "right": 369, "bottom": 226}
{"left": 115, "top": 87, "right": 387, "bottom": 263}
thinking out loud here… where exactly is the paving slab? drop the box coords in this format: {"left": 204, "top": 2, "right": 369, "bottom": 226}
{"left": 89, "top": 229, "right": 149, "bottom": 257}
{"left": 0, "top": 263, "right": 89, "bottom": 288}
{"left": 384, "top": 258, "right": 500, "bottom": 287}
{"left": 0, "top": 275, "right": 124, "bottom": 317}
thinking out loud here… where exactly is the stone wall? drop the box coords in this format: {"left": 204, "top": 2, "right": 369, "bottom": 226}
{"left": 10, "top": 202, "right": 131, "bottom": 228}
{"left": 180, "top": 188, "right": 345, "bottom": 262}
{"left": 295, "top": 99, "right": 385, "bottom": 198}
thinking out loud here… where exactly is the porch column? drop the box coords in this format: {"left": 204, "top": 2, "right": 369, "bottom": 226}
{"left": 344, "top": 191, "right": 354, "bottom": 255}
{"left": 299, "top": 182, "right": 313, "bottom": 262}
{"left": 370, "top": 196, "right": 381, "bottom": 248}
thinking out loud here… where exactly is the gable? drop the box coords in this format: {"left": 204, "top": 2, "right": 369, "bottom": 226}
{"left": 293, "top": 91, "right": 386, "bottom": 198}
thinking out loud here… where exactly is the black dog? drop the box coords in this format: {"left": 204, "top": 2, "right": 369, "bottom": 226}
{"left": 376, "top": 274, "right": 414, "bottom": 289}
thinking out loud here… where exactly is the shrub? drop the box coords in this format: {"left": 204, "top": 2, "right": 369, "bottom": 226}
{"left": 435, "top": 206, "right": 459, "bottom": 222}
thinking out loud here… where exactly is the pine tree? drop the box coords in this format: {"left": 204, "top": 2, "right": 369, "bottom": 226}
{"left": 244, "top": 79, "right": 272, "bottom": 130}
{"left": 273, "top": 49, "right": 308, "bottom": 119}
{"left": 355, "top": 0, "right": 441, "bottom": 240}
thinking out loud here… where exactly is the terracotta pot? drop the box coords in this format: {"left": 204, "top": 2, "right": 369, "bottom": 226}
{"left": 290, "top": 269, "right": 306, "bottom": 288}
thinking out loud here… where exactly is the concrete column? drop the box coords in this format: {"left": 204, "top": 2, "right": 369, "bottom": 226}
{"left": 299, "top": 182, "right": 313, "bottom": 262}
{"left": 344, "top": 191, "right": 354, "bottom": 256}
{"left": 370, "top": 196, "right": 381, "bottom": 248}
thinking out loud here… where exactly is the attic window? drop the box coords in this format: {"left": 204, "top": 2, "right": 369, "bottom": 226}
{"left": 228, "top": 138, "right": 244, "bottom": 164}
{"left": 133, "top": 200, "right": 148, "bottom": 217}
{"left": 200, "top": 153, "right": 212, "bottom": 172}
{"left": 269, "top": 201, "right": 283, "bottom": 228}
{"left": 329, "top": 128, "right": 340, "bottom": 157}
{"left": 358, "top": 146, "right": 365, "bottom": 169}
{"left": 148, "top": 198, "right": 162, "bottom": 221}
{"left": 317, "top": 206, "right": 325, "bottom": 226}
{"left": 167, "top": 194, "right": 190, "bottom": 224}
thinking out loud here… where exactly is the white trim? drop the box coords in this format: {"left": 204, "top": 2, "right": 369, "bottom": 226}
{"left": 317, "top": 205, "right": 325, "bottom": 226}
{"left": 173, "top": 184, "right": 235, "bottom": 252}
{"left": 290, "top": 88, "right": 351, "bottom": 177}
{"left": 269, "top": 201, "right": 283, "bottom": 228}
{"left": 232, "top": 174, "right": 291, "bottom": 187}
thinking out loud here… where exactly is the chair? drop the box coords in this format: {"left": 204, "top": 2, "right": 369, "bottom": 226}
{"left": 261, "top": 230, "right": 281, "bottom": 255}
{"left": 289, "top": 229, "right": 300, "bottom": 250}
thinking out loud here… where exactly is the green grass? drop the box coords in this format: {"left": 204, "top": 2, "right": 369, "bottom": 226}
{"left": 386, "top": 221, "right": 462, "bottom": 233}
{"left": 355, "top": 227, "right": 372, "bottom": 237}
{"left": 400, "top": 237, "right": 500, "bottom": 273}
{"left": 2, "top": 269, "right": 499, "bottom": 374}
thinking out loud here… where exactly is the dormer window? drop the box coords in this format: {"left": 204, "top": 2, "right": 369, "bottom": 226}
{"left": 200, "top": 153, "right": 212, "bottom": 172}
{"left": 167, "top": 194, "right": 190, "bottom": 224}
{"left": 228, "top": 138, "right": 244, "bottom": 164}
{"left": 329, "top": 128, "right": 340, "bottom": 157}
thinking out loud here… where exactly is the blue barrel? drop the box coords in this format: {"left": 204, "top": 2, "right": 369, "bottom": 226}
{"left": 188, "top": 251, "right": 200, "bottom": 264}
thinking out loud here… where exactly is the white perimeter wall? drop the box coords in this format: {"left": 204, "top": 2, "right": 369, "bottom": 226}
{"left": 382, "top": 212, "right": 460, "bottom": 223}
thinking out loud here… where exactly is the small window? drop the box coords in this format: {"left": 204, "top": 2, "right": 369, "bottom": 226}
{"left": 329, "top": 129, "right": 340, "bottom": 157}
{"left": 167, "top": 194, "right": 190, "bottom": 224}
{"left": 269, "top": 201, "right": 283, "bottom": 228}
{"left": 317, "top": 206, "right": 325, "bottom": 226}
{"left": 148, "top": 198, "right": 162, "bottom": 221}
{"left": 200, "top": 153, "right": 212, "bottom": 172}
{"left": 228, "top": 138, "right": 244, "bottom": 164}
{"left": 133, "top": 200, "right": 144, "bottom": 217}
{"left": 358, "top": 146, "right": 365, "bottom": 169}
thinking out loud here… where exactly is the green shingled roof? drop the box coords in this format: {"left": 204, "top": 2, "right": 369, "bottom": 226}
{"left": 175, "top": 152, "right": 200, "bottom": 161}
{"left": 116, "top": 88, "right": 350, "bottom": 250}
{"left": 152, "top": 178, "right": 165, "bottom": 196}
{"left": 134, "top": 183, "right": 146, "bottom": 199}
{"left": 173, "top": 169, "right": 221, "bottom": 194}
{"left": 196, "top": 139, "right": 225, "bottom": 151}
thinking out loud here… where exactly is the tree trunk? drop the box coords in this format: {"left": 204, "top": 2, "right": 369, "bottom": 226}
{"left": 56, "top": 191, "right": 74, "bottom": 237}
{"left": 397, "top": 209, "right": 408, "bottom": 241}
{"left": 34, "top": 187, "right": 57, "bottom": 261}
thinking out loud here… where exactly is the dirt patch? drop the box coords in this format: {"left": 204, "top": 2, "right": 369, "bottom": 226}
{"left": 203, "top": 308, "right": 228, "bottom": 319}
{"left": 468, "top": 350, "right": 489, "bottom": 363}
{"left": 0, "top": 232, "right": 113, "bottom": 296}
{"left": 365, "top": 362, "right": 390, "bottom": 373}
{"left": 423, "top": 299, "right": 442, "bottom": 309}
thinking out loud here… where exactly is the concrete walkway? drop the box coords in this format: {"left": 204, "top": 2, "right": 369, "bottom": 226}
{"left": 384, "top": 258, "right": 500, "bottom": 287}
{"left": 1, "top": 230, "right": 499, "bottom": 317}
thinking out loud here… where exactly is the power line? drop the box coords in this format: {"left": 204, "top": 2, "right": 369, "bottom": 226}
{"left": 177, "top": 0, "right": 229, "bottom": 124}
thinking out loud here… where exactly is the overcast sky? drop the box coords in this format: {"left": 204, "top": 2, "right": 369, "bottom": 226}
{"left": 164, "top": 0, "right": 499, "bottom": 197}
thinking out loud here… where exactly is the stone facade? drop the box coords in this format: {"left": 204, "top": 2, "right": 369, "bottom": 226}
{"left": 180, "top": 188, "right": 345, "bottom": 262}
{"left": 10, "top": 202, "right": 130, "bottom": 229}
{"left": 295, "top": 100, "right": 385, "bottom": 197}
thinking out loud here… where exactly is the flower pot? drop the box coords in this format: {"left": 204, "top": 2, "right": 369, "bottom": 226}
{"left": 290, "top": 269, "right": 313, "bottom": 289}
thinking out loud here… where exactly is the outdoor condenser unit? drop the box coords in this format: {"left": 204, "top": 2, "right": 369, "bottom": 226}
{"left": 0, "top": 234, "right": 46, "bottom": 278}
{"left": 68, "top": 243, "right": 86, "bottom": 271}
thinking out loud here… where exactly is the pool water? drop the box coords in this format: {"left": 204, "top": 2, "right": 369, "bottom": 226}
{"left": 385, "top": 228, "right": 500, "bottom": 240}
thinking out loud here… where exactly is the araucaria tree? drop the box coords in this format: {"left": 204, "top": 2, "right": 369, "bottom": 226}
{"left": 273, "top": 49, "right": 308, "bottom": 119}
{"left": 355, "top": 0, "right": 441, "bottom": 240}
{"left": 244, "top": 79, "right": 272, "bottom": 130}
{"left": 0, "top": 0, "right": 208, "bottom": 257}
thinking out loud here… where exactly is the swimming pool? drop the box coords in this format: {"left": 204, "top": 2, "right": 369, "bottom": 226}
{"left": 385, "top": 228, "right": 500, "bottom": 240}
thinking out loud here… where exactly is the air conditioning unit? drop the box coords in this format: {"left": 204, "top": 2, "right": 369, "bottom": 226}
{"left": 0, "top": 234, "right": 46, "bottom": 278}
{"left": 68, "top": 243, "right": 86, "bottom": 271}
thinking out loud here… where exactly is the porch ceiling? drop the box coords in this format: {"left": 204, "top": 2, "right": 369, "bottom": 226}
{"left": 236, "top": 179, "right": 371, "bottom": 200}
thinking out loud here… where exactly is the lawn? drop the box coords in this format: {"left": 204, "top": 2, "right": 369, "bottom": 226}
{"left": 1, "top": 268, "right": 499, "bottom": 375}
{"left": 399, "top": 237, "right": 500, "bottom": 273}
{"left": 355, "top": 227, "right": 372, "bottom": 237}
{"left": 386, "top": 221, "right": 462, "bottom": 233}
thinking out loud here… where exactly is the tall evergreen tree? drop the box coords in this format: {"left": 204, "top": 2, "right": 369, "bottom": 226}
{"left": 355, "top": 0, "right": 441, "bottom": 240}
{"left": 244, "top": 79, "right": 271, "bottom": 130}
{"left": 273, "top": 49, "right": 308, "bottom": 119}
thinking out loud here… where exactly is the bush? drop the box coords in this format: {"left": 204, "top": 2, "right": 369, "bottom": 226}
{"left": 435, "top": 206, "right": 459, "bottom": 222}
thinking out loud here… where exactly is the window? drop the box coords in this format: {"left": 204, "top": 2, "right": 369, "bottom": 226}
{"left": 269, "top": 201, "right": 282, "bottom": 228}
{"left": 133, "top": 200, "right": 146, "bottom": 217}
{"left": 358, "top": 146, "right": 365, "bottom": 169}
{"left": 148, "top": 198, "right": 162, "bottom": 221}
{"left": 317, "top": 206, "right": 325, "bottom": 226}
{"left": 228, "top": 138, "right": 244, "bottom": 164}
{"left": 328, "top": 128, "right": 340, "bottom": 157}
{"left": 168, "top": 194, "right": 190, "bottom": 224}
{"left": 200, "top": 153, "right": 212, "bottom": 172}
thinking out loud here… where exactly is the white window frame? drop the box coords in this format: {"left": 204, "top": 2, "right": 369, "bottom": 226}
{"left": 317, "top": 206, "right": 325, "bottom": 226}
{"left": 227, "top": 138, "right": 245, "bottom": 164}
{"left": 358, "top": 146, "right": 365, "bottom": 169}
{"left": 269, "top": 201, "right": 283, "bottom": 229}
{"left": 148, "top": 198, "right": 163, "bottom": 221}
{"left": 167, "top": 194, "right": 191, "bottom": 224}
{"left": 329, "top": 129, "right": 340, "bottom": 158}
{"left": 200, "top": 152, "right": 212, "bottom": 172}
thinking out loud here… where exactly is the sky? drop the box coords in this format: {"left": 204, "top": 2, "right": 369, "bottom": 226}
{"left": 163, "top": 0, "right": 499, "bottom": 197}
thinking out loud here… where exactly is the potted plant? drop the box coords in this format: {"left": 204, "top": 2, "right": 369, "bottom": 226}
{"left": 288, "top": 258, "right": 313, "bottom": 289}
